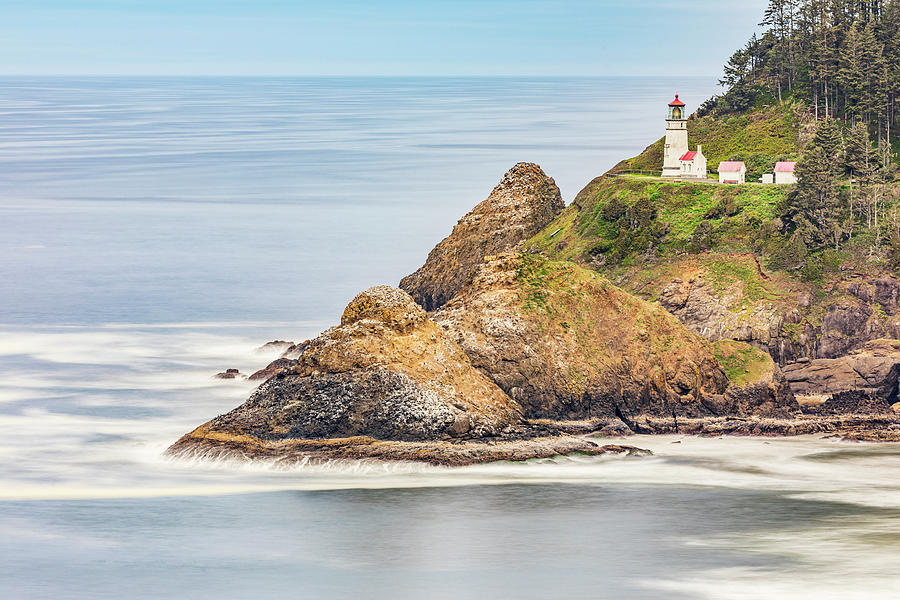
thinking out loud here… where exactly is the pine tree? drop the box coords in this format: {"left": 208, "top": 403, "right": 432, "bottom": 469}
{"left": 788, "top": 120, "right": 847, "bottom": 249}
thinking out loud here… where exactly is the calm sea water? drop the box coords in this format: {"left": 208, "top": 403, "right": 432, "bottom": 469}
{"left": 2, "top": 77, "right": 899, "bottom": 599}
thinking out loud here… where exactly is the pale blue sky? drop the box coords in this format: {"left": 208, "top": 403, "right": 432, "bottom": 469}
{"left": 1, "top": 1, "right": 767, "bottom": 76}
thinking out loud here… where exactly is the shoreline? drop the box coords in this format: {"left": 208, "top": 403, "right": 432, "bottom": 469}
{"left": 166, "top": 413, "right": 900, "bottom": 468}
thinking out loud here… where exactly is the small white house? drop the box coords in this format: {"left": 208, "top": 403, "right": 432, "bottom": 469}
{"left": 718, "top": 161, "right": 746, "bottom": 184}
{"left": 762, "top": 173, "right": 774, "bottom": 184}
{"left": 774, "top": 161, "right": 797, "bottom": 184}
{"left": 678, "top": 144, "right": 707, "bottom": 179}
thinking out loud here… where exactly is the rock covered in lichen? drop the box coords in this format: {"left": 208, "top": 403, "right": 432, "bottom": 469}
{"left": 400, "top": 163, "right": 563, "bottom": 311}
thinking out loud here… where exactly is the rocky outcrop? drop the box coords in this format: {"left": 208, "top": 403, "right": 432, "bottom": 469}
{"left": 808, "top": 390, "right": 896, "bottom": 416}
{"left": 433, "top": 253, "right": 741, "bottom": 421}
{"left": 782, "top": 339, "right": 900, "bottom": 402}
{"left": 400, "top": 163, "right": 563, "bottom": 311}
{"left": 658, "top": 276, "right": 784, "bottom": 348}
{"left": 248, "top": 358, "right": 297, "bottom": 382}
{"left": 627, "top": 414, "right": 900, "bottom": 441}
{"left": 657, "top": 271, "right": 900, "bottom": 365}
{"left": 170, "top": 286, "right": 610, "bottom": 464}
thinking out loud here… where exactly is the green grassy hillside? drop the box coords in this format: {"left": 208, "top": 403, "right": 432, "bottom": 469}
{"left": 611, "top": 101, "right": 808, "bottom": 179}
{"left": 528, "top": 177, "right": 791, "bottom": 266}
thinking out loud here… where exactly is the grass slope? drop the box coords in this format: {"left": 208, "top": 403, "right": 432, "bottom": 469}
{"left": 528, "top": 177, "right": 791, "bottom": 265}
{"left": 612, "top": 101, "right": 807, "bottom": 179}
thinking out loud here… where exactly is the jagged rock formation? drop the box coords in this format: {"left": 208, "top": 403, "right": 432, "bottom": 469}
{"left": 169, "top": 286, "right": 614, "bottom": 464}
{"left": 184, "top": 286, "right": 523, "bottom": 442}
{"left": 400, "top": 163, "right": 563, "bottom": 311}
{"left": 432, "top": 252, "right": 764, "bottom": 421}
{"left": 650, "top": 269, "right": 900, "bottom": 365}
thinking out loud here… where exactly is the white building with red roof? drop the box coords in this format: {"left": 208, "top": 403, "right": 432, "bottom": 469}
{"left": 718, "top": 161, "right": 747, "bottom": 184}
{"left": 774, "top": 161, "right": 797, "bottom": 184}
{"left": 678, "top": 144, "right": 707, "bottom": 179}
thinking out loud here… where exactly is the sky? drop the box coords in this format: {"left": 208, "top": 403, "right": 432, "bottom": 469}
{"left": 0, "top": 1, "right": 769, "bottom": 76}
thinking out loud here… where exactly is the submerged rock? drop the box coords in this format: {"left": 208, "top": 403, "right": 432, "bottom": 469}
{"left": 214, "top": 368, "right": 246, "bottom": 380}
{"left": 433, "top": 253, "right": 740, "bottom": 421}
{"left": 256, "top": 340, "right": 295, "bottom": 353}
{"left": 400, "top": 163, "right": 563, "bottom": 311}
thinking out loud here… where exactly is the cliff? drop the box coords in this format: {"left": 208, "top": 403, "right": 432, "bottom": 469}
{"left": 400, "top": 162, "right": 563, "bottom": 310}
{"left": 172, "top": 155, "right": 900, "bottom": 467}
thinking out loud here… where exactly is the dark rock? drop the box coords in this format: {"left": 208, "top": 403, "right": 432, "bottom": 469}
{"left": 248, "top": 357, "right": 297, "bottom": 382}
{"left": 214, "top": 368, "right": 246, "bottom": 380}
{"left": 256, "top": 340, "right": 295, "bottom": 353}
{"left": 807, "top": 390, "right": 895, "bottom": 416}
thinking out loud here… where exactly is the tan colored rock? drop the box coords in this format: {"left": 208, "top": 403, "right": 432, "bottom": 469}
{"left": 433, "top": 253, "right": 732, "bottom": 421}
{"left": 782, "top": 339, "right": 900, "bottom": 398}
{"left": 400, "top": 163, "right": 563, "bottom": 310}
{"left": 178, "top": 286, "right": 523, "bottom": 444}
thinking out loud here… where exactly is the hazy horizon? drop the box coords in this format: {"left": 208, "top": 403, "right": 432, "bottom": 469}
{"left": 1, "top": 1, "right": 767, "bottom": 77}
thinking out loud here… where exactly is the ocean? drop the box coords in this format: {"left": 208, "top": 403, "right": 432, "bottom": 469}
{"left": 2, "top": 77, "right": 899, "bottom": 599}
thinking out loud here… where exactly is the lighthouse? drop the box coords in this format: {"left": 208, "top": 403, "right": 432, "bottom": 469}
{"left": 661, "top": 94, "right": 688, "bottom": 178}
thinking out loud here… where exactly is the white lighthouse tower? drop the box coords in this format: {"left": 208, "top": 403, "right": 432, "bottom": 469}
{"left": 661, "top": 94, "right": 688, "bottom": 178}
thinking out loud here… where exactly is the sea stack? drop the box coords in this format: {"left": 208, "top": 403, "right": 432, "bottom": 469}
{"left": 400, "top": 162, "right": 564, "bottom": 311}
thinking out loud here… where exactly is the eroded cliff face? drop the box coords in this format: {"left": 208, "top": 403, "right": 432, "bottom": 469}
{"left": 432, "top": 253, "right": 756, "bottom": 421}
{"left": 657, "top": 268, "right": 900, "bottom": 365}
{"left": 400, "top": 163, "right": 563, "bottom": 311}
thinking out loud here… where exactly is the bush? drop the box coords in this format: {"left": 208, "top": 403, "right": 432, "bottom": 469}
{"left": 821, "top": 248, "right": 846, "bottom": 273}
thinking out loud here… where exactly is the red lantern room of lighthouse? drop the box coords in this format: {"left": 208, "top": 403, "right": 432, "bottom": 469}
{"left": 667, "top": 93, "right": 686, "bottom": 120}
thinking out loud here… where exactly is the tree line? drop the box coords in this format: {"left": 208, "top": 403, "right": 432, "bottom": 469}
{"left": 713, "top": 0, "right": 900, "bottom": 150}
{"left": 709, "top": 0, "right": 900, "bottom": 270}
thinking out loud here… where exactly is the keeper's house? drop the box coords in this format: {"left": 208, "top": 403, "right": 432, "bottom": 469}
{"left": 718, "top": 161, "right": 746, "bottom": 184}
{"left": 774, "top": 161, "right": 797, "bottom": 184}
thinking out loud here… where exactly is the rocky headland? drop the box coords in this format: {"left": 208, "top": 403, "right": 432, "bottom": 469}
{"left": 171, "top": 160, "right": 900, "bottom": 467}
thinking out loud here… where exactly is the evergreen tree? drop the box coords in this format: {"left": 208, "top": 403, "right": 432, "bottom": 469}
{"left": 787, "top": 120, "right": 847, "bottom": 249}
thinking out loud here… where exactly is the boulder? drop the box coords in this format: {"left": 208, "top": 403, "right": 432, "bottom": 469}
{"left": 782, "top": 339, "right": 900, "bottom": 402}
{"left": 433, "top": 253, "right": 735, "bottom": 421}
{"left": 400, "top": 163, "right": 563, "bottom": 311}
